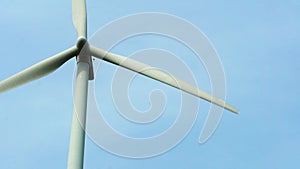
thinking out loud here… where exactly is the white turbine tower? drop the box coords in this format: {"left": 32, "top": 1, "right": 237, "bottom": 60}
{"left": 0, "top": 0, "right": 239, "bottom": 169}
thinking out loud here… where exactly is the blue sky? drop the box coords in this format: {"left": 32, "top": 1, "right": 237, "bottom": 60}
{"left": 1, "top": 0, "right": 299, "bottom": 168}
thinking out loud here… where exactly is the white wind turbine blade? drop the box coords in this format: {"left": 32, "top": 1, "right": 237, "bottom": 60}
{"left": 0, "top": 46, "right": 77, "bottom": 94}
{"left": 68, "top": 62, "right": 89, "bottom": 169}
{"left": 72, "top": 0, "right": 87, "bottom": 38}
{"left": 90, "top": 46, "right": 239, "bottom": 114}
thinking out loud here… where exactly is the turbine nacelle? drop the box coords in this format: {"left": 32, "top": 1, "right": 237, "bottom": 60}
{"left": 76, "top": 36, "right": 94, "bottom": 80}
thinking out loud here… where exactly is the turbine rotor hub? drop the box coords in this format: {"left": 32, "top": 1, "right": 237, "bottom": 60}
{"left": 76, "top": 36, "right": 88, "bottom": 51}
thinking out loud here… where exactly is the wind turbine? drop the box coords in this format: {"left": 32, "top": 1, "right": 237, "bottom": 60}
{"left": 0, "top": 0, "right": 239, "bottom": 169}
